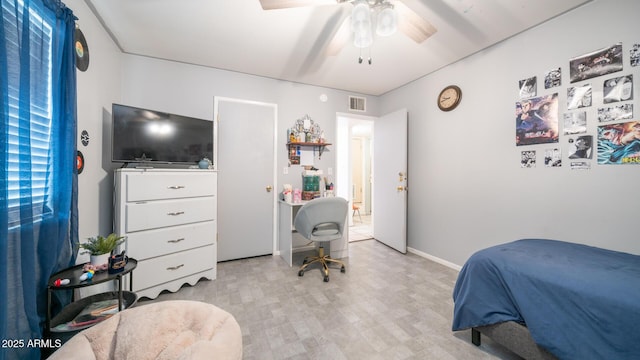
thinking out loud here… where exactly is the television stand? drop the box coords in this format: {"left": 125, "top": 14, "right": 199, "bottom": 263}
{"left": 113, "top": 168, "right": 217, "bottom": 299}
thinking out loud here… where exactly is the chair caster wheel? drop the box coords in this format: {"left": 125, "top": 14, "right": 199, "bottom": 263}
{"left": 340, "top": 266, "right": 346, "bottom": 273}
{"left": 298, "top": 270, "right": 304, "bottom": 277}
{"left": 324, "top": 275, "right": 330, "bottom": 282}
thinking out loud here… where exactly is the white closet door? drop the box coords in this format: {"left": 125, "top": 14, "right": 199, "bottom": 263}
{"left": 216, "top": 98, "right": 276, "bottom": 261}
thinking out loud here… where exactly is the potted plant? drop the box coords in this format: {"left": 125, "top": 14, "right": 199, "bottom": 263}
{"left": 80, "top": 233, "right": 125, "bottom": 266}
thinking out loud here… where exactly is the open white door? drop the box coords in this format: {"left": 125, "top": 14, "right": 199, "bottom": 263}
{"left": 373, "top": 108, "right": 408, "bottom": 253}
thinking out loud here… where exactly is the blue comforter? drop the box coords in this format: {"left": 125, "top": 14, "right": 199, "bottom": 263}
{"left": 452, "top": 239, "right": 640, "bottom": 360}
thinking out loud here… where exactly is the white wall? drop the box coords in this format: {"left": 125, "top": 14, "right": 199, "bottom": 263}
{"left": 119, "top": 55, "right": 378, "bottom": 194}
{"left": 66, "top": 0, "right": 123, "bottom": 263}
{"left": 380, "top": 0, "right": 640, "bottom": 266}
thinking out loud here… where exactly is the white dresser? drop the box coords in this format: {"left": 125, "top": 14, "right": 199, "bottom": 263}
{"left": 114, "top": 168, "right": 217, "bottom": 299}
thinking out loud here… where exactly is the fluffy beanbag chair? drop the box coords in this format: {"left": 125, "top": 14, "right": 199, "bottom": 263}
{"left": 48, "top": 300, "right": 242, "bottom": 360}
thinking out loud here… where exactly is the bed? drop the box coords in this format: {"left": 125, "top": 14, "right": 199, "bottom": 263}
{"left": 452, "top": 239, "right": 640, "bottom": 360}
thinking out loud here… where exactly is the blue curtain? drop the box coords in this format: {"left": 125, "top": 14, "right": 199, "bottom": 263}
{"left": 1, "top": 0, "right": 77, "bottom": 359}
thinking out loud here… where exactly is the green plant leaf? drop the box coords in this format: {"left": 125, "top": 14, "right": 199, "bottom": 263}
{"left": 80, "top": 233, "right": 125, "bottom": 255}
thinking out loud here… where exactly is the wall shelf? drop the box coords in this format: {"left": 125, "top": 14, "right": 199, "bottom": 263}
{"left": 287, "top": 142, "right": 331, "bottom": 161}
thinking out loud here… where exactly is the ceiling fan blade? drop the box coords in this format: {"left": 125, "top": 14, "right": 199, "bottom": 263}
{"left": 259, "top": 0, "right": 337, "bottom": 10}
{"left": 395, "top": 1, "right": 437, "bottom": 43}
{"left": 325, "top": 16, "right": 350, "bottom": 56}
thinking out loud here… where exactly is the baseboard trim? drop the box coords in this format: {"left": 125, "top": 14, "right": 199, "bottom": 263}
{"left": 407, "top": 247, "right": 462, "bottom": 272}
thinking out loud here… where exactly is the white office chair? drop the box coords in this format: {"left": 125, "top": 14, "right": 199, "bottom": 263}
{"left": 294, "top": 197, "right": 348, "bottom": 282}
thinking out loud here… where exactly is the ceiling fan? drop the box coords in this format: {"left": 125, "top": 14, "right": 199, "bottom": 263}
{"left": 259, "top": 0, "right": 437, "bottom": 58}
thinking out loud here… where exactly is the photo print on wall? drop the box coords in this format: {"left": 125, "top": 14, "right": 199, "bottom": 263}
{"left": 568, "top": 135, "right": 593, "bottom": 159}
{"left": 563, "top": 111, "right": 587, "bottom": 135}
{"left": 544, "top": 68, "right": 562, "bottom": 89}
{"left": 516, "top": 94, "right": 559, "bottom": 146}
{"left": 569, "top": 43, "right": 623, "bottom": 83}
{"left": 567, "top": 84, "right": 592, "bottom": 109}
{"left": 519, "top": 76, "right": 537, "bottom": 98}
{"left": 570, "top": 161, "right": 590, "bottom": 170}
{"left": 544, "top": 148, "right": 562, "bottom": 167}
{"left": 631, "top": 43, "right": 640, "bottom": 67}
{"left": 597, "top": 120, "right": 640, "bottom": 164}
{"left": 603, "top": 74, "right": 633, "bottom": 104}
{"left": 597, "top": 104, "right": 633, "bottom": 123}
{"left": 521, "top": 150, "right": 536, "bottom": 168}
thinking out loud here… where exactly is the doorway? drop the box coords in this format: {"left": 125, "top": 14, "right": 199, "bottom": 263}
{"left": 337, "top": 109, "right": 408, "bottom": 252}
{"left": 336, "top": 114, "right": 374, "bottom": 242}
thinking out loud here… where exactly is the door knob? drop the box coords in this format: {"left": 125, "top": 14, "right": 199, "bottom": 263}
{"left": 396, "top": 186, "right": 405, "bottom": 191}
{"left": 266, "top": 185, "right": 273, "bottom": 192}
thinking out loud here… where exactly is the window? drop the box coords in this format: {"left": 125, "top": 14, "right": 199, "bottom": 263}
{"left": 3, "top": 0, "right": 54, "bottom": 227}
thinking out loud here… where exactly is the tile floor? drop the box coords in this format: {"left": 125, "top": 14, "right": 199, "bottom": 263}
{"left": 141, "top": 240, "right": 521, "bottom": 360}
{"left": 349, "top": 213, "right": 373, "bottom": 242}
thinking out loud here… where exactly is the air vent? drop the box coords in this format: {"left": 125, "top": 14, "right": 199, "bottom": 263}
{"left": 349, "top": 96, "right": 366, "bottom": 112}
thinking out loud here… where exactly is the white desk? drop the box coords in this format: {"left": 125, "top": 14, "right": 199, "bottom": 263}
{"left": 278, "top": 200, "right": 349, "bottom": 267}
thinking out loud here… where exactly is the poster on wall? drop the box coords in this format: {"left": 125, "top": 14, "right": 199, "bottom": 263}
{"left": 544, "top": 148, "right": 562, "bottom": 167}
{"left": 569, "top": 43, "right": 623, "bottom": 83}
{"left": 568, "top": 135, "right": 593, "bottom": 159}
{"left": 563, "top": 112, "right": 587, "bottom": 135}
{"left": 597, "top": 121, "right": 640, "bottom": 164}
{"left": 567, "top": 84, "right": 592, "bottom": 109}
{"left": 544, "top": 68, "right": 562, "bottom": 89}
{"left": 570, "top": 161, "right": 590, "bottom": 170}
{"left": 631, "top": 43, "right": 640, "bottom": 67}
{"left": 519, "top": 76, "right": 537, "bottom": 98}
{"left": 603, "top": 74, "right": 633, "bottom": 103}
{"left": 597, "top": 104, "right": 633, "bottom": 123}
{"left": 516, "top": 93, "right": 559, "bottom": 146}
{"left": 521, "top": 150, "right": 536, "bottom": 168}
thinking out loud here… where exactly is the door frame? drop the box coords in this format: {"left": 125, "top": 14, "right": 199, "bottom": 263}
{"left": 336, "top": 112, "right": 375, "bottom": 227}
{"left": 213, "top": 96, "right": 279, "bottom": 256}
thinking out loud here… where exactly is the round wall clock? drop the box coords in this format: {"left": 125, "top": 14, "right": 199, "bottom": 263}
{"left": 437, "top": 85, "right": 462, "bottom": 111}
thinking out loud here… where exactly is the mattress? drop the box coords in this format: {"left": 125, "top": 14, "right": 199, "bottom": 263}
{"left": 452, "top": 239, "right": 640, "bottom": 359}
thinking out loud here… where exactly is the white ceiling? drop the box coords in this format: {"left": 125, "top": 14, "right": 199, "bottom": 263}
{"left": 85, "top": 0, "right": 590, "bottom": 96}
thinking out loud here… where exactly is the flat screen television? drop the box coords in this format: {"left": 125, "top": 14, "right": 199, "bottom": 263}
{"left": 112, "top": 103, "right": 213, "bottom": 165}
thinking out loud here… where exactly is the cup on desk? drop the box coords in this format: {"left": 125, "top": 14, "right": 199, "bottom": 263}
{"left": 108, "top": 253, "right": 128, "bottom": 274}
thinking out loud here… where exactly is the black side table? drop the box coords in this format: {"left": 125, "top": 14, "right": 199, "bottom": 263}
{"left": 45, "top": 258, "right": 137, "bottom": 335}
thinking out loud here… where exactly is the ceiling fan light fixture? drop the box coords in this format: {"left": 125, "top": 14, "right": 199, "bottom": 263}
{"left": 376, "top": 5, "right": 397, "bottom": 36}
{"left": 351, "top": 0, "right": 371, "bottom": 29}
{"left": 353, "top": 26, "right": 373, "bottom": 48}
{"left": 351, "top": 0, "right": 373, "bottom": 48}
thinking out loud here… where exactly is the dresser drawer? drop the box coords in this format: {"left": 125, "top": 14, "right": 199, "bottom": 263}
{"left": 133, "top": 245, "right": 215, "bottom": 292}
{"left": 125, "top": 171, "right": 216, "bottom": 201}
{"left": 126, "top": 221, "right": 215, "bottom": 260}
{"left": 125, "top": 197, "right": 216, "bottom": 232}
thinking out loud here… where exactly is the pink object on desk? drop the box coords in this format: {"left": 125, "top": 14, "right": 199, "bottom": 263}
{"left": 293, "top": 188, "right": 302, "bottom": 203}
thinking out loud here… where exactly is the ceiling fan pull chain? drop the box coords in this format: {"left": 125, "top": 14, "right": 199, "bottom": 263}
{"left": 368, "top": 47, "right": 372, "bottom": 65}
{"left": 358, "top": 47, "right": 363, "bottom": 64}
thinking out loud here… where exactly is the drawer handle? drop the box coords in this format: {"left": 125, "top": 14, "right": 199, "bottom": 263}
{"left": 167, "top": 238, "right": 185, "bottom": 243}
{"left": 166, "top": 264, "right": 184, "bottom": 271}
{"left": 167, "top": 211, "right": 184, "bottom": 216}
{"left": 167, "top": 185, "right": 185, "bottom": 189}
